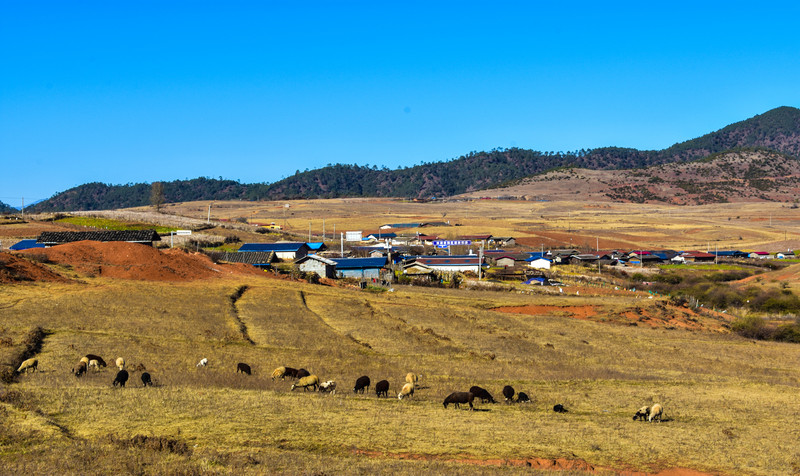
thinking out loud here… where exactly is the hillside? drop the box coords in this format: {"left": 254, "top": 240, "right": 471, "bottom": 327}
{"left": 0, "top": 200, "right": 17, "bottom": 213}
{"left": 463, "top": 149, "right": 800, "bottom": 204}
{"left": 26, "top": 106, "right": 800, "bottom": 211}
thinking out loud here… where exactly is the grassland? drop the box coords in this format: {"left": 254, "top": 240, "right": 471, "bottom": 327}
{"left": 2, "top": 273, "right": 799, "bottom": 475}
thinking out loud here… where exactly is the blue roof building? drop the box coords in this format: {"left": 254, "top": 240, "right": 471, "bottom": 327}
{"left": 9, "top": 239, "right": 45, "bottom": 251}
{"left": 238, "top": 242, "right": 310, "bottom": 260}
{"left": 330, "top": 257, "right": 388, "bottom": 279}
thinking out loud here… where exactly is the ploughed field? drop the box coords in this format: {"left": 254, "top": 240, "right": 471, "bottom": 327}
{"left": 2, "top": 271, "right": 799, "bottom": 475}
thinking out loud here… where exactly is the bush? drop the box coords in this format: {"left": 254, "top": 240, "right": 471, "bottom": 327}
{"left": 731, "top": 316, "right": 774, "bottom": 340}
{"left": 774, "top": 322, "right": 800, "bottom": 343}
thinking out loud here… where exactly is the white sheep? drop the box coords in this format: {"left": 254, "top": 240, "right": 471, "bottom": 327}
{"left": 88, "top": 359, "right": 101, "bottom": 372}
{"left": 648, "top": 403, "right": 663, "bottom": 422}
{"left": 197, "top": 358, "right": 208, "bottom": 367}
{"left": 115, "top": 357, "right": 125, "bottom": 371}
{"left": 318, "top": 380, "right": 336, "bottom": 394}
{"left": 16, "top": 358, "right": 38, "bottom": 374}
{"left": 405, "top": 372, "right": 421, "bottom": 388}
{"left": 398, "top": 382, "right": 414, "bottom": 400}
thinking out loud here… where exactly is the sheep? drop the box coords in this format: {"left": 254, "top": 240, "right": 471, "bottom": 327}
{"left": 648, "top": 403, "right": 663, "bottom": 422}
{"left": 468, "top": 386, "right": 496, "bottom": 404}
{"left": 405, "top": 372, "right": 421, "bottom": 388}
{"left": 353, "top": 375, "right": 370, "bottom": 394}
{"left": 271, "top": 366, "right": 287, "bottom": 380}
{"left": 318, "top": 380, "right": 336, "bottom": 394}
{"left": 113, "top": 369, "right": 129, "bottom": 387}
{"left": 115, "top": 357, "right": 125, "bottom": 371}
{"left": 88, "top": 359, "right": 101, "bottom": 372}
{"left": 375, "top": 379, "right": 390, "bottom": 398}
{"left": 291, "top": 374, "right": 319, "bottom": 392}
{"left": 296, "top": 368, "right": 310, "bottom": 379}
{"left": 141, "top": 372, "right": 153, "bottom": 387}
{"left": 84, "top": 354, "right": 107, "bottom": 367}
{"left": 236, "top": 362, "right": 252, "bottom": 375}
{"left": 502, "top": 385, "right": 515, "bottom": 403}
{"left": 398, "top": 382, "right": 414, "bottom": 400}
{"left": 517, "top": 392, "right": 531, "bottom": 403}
{"left": 196, "top": 358, "right": 208, "bottom": 367}
{"left": 633, "top": 406, "right": 650, "bottom": 421}
{"left": 73, "top": 359, "right": 88, "bottom": 377}
{"left": 16, "top": 358, "right": 38, "bottom": 374}
{"left": 553, "top": 404, "right": 568, "bottom": 413}
{"left": 443, "top": 391, "right": 474, "bottom": 410}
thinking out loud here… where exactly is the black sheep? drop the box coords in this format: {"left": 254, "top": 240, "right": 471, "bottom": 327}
{"left": 517, "top": 392, "right": 530, "bottom": 403}
{"left": 469, "top": 386, "right": 496, "bottom": 403}
{"left": 113, "top": 369, "right": 129, "bottom": 387}
{"left": 553, "top": 403, "right": 568, "bottom": 413}
{"left": 141, "top": 372, "right": 153, "bottom": 387}
{"left": 443, "top": 391, "right": 474, "bottom": 410}
{"left": 502, "top": 385, "right": 515, "bottom": 403}
{"left": 236, "top": 363, "right": 252, "bottom": 375}
{"left": 283, "top": 367, "right": 299, "bottom": 379}
{"left": 296, "top": 368, "right": 310, "bottom": 379}
{"left": 73, "top": 361, "right": 87, "bottom": 378}
{"left": 353, "top": 375, "right": 370, "bottom": 394}
{"left": 375, "top": 379, "right": 389, "bottom": 398}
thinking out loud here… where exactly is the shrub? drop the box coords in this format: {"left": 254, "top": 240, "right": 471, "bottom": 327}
{"left": 731, "top": 316, "right": 774, "bottom": 340}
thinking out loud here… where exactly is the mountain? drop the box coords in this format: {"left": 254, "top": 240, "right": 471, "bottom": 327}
{"left": 464, "top": 149, "right": 800, "bottom": 205}
{"left": 27, "top": 106, "right": 800, "bottom": 211}
{"left": 0, "top": 200, "right": 17, "bottom": 213}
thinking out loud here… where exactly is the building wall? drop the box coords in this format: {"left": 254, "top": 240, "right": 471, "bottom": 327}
{"left": 338, "top": 268, "right": 381, "bottom": 279}
{"left": 299, "top": 260, "right": 334, "bottom": 278}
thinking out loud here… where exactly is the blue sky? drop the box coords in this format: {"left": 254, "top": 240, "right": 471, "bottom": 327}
{"left": 2, "top": 1, "right": 800, "bottom": 205}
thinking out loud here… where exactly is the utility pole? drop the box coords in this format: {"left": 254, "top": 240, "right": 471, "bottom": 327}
{"left": 207, "top": 203, "right": 212, "bottom": 224}
{"left": 340, "top": 232, "right": 344, "bottom": 257}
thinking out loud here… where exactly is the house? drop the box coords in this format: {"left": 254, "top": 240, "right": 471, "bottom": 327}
{"left": 364, "top": 232, "right": 397, "bottom": 242}
{"left": 9, "top": 239, "right": 46, "bottom": 251}
{"left": 306, "top": 242, "right": 328, "bottom": 253}
{"left": 411, "top": 234, "right": 439, "bottom": 246}
{"left": 36, "top": 230, "right": 161, "bottom": 247}
{"left": 215, "top": 251, "right": 276, "bottom": 268}
{"left": 403, "top": 256, "right": 482, "bottom": 274}
{"left": 238, "top": 242, "right": 310, "bottom": 261}
{"left": 549, "top": 249, "right": 579, "bottom": 264}
{"left": 295, "top": 255, "right": 337, "bottom": 278}
{"left": 457, "top": 234, "right": 493, "bottom": 244}
{"left": 527, "top": 257, "right": 552, "bottom": 270}
{"left": 493, "top": 253, "right": 530, "bottom": 268}
{"left": 330, "top": 257, "right": 388, "bottom": 279}
{"left": 493, "top": 237, "right": 516, "bottom": 247}
{"left": 749, "top": 251, "right": 770, "bottom": 259}
{"left": 380, "top": 223, "right": 421, "bottom": 230}
{"left": 681, "top": 251, "right": 716, "bottom": 262}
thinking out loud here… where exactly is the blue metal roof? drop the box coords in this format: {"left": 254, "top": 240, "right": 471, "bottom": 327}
{"left": 330, "top": 257, "right": 387, "bottom": 269}
{"left": 365, "top": 232, "right": 397, "bottom": 239}
{"left": 307, "top": 242, "right": 326, "bottom": 250}
{"left": 239, "top": 242, "right": 308, "bottom": 252}
{"left": 9, "top": 239, "right": 45, "bottom": 251}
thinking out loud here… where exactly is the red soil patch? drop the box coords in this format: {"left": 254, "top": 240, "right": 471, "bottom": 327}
{"left": 0, "top": 251, "right": 71, "bottom": 284}
{"left": 352, "top": 449, "right": 719, "bottom": 475}
{"left": 19, "top": 241, "right": 267, "bottom": 282}
{"left": 493, "top": 302, "right": 732, "bottom": 332}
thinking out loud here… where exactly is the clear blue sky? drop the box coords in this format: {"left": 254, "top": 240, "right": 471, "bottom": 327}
{"left": 2, "top": 1, "right": 800, "bottom": 206}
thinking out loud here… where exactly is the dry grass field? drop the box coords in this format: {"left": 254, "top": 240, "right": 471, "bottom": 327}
{"left": 2, "top": 271, "right": 799, "bottom": 475}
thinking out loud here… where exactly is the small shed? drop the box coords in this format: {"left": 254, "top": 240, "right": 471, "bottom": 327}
{"left": 527, "top": 257, "right": 552, "bottom": 270}
{"left": 331, "top": 257, "right": 388, "bottom": 279}
{"left": 296, "top": 255, "right": 337, "bottom": 278}
{"left": 238, "top": 242, "right": 310, "bottom": 261}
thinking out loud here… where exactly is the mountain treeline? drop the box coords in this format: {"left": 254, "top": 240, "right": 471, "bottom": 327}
{"left": 26, "top": 106, "right": 800, "bottom": 212}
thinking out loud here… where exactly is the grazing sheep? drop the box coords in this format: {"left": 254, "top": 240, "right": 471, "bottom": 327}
{"left": 375, "top": 379, "right": 390, "bottom": 398}
{"left": 296, "top": 368, "right": 310, "bottom": 379}
{"left": 502, "top": 385, "right": 515, "bottom": 403}
{"left": 517, "top": 392, "right": 531, "bottom": 403}
{"left": 16, "top": 358, "right": 38, "bottom": 374}
{"left": 80, "top": 356, "right": 89, "bottom": 367}
{"left": 468, "top": 386, "right": 496, "bottom": 404}
{"left": 88, "top": 359, "right": 101, "bottom": 372}
{"left": 353, "top": 375, "right": 370, "bottom": 394}
{"left": 291, "top": 374, "right": 319, "bottom": 391}
{"left": 633, "top": 406, "right": 650, "bottom": 421}
{"left": 271, "top": 366, "right": 286, "bottom": 380}
{"left": 113, "top": 369, "right": 129, "bottom": 387}
{"left": 405, "top": 372, "right": 421, "bottom": 388}
{"left": 196, "top": 358, "right": 208, "bottom": 367}
{"left": 284, "top": 367, "right": 300, "bottom": 379}
{"left": 84, "top": 354, "right": 107, "bottom": 367}
{"left": 398, "top": 382, "right": 414, "bottom": 400}
{"left": 443, "top": 391, "right": 474, "bottom": 410}
{"left": 318, "top": 380, "right": 336, "bottom": 394}
{"left": 553, "top": 404, "right": 568, "bottom": 413}
{"left": 73, "top": 360, "right": 87, "bottom": 377}
{"left": 141, "top": 372, "right": 153, "bottom": 387}
{"left": 648, "top": 403, "right": 663, "bottom": 422}
{"left": 115, "top": 357, "right": 125, "bottom": 371}
{"left": 236, "top": 362, "right": 252, "bottom": 375}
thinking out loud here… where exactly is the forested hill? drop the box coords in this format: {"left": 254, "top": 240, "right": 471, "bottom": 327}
{"left": 28, "top": 106, "right": 800, "bottom": 211}
{"left": 0, "top": 200, "right": 17, "bottom": 213}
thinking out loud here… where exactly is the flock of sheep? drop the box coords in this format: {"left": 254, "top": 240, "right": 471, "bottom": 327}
{"left": 15, "top": 355, "right": 665, "bottom": 422}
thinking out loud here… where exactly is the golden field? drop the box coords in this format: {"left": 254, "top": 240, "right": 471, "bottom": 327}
{"left": 2, "top": 198, "right": 800, "bottom": 475}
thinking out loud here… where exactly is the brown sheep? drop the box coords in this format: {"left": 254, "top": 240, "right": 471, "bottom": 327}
{"left": 443, "top": 391, "right": 474, "bottom": 410}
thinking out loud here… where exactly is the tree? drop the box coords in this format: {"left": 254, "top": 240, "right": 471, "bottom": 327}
{"left": 150, "top": 182, "right": 165, "bottom": 212}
